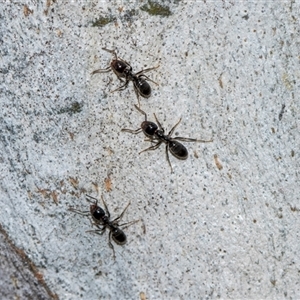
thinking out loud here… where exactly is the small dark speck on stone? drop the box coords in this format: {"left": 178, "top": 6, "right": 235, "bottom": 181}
{"left": 279, "top": 104, "right": 285, "bottom": 121}
{"left": 92, "top": 15, "right": 116, "bottom": 27}
{"left": 57, "top": 101, "right": 83, "bottom": 115}
{"left": 33, "top": 133, "right": 40, "bottom": 143}
{"left": 291, "top": 150, "right": 294, "bottom": 157}
{"left": 140, "top": 1, "right": 172, "bottom": 17}
{"left": 242, "top": 14, "right": 249, "bottom": 20}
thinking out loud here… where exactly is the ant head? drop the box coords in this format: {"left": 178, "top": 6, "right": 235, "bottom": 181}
{"left": 112, "top": 60, "right": 131, "bottom": 77}
{"left": 90, "top": 204, "right": 105, "bottom": 221}
{"left": 141, "top": 121, "right": 158, "bottom": 137}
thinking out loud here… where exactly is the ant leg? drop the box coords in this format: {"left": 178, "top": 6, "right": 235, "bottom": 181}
{"left": 168, "top": 118, "right": 182, "bottom": 136}
{"left": 174, "top": 137, "right": 213, "bottom": 143}
{"left": 112, "top": 202, "right": 131, "bottom": 223}
{"left": 165, "top": 144, "right": 174, "bottom": 173}
{"left": 101, "top": 195, "right": 110, "bottom": 219}
{"left": 132, "top": 84, "right": 141, "bottom": 107}
{"left": 102, "top": 48, "right": 118, "bottom": 59}
{"left": 86, "top": 225, "right": 106, "bottom": 235}
{"left": 108, "top": 231, "right": 116, "bottom": 259}
{"left": 121, "top": 127, "right": 143, "bottom": 134}
{"left": 139, "top": 74, "right": 159, "bottom": 86}
{"left": 89, "top": 218, "right": 100, "bottom": 228}
{"left": 135, "top": 65, "right": 159, "bottom": 76}
{"left": 139, "top": 141, "right": 162, "bottom": 154}
{"left": 91, "top": 66, "right": 111, "bottom": 75}
{"left": 144, "top": 137, "right": 159, "bottom": 143}
{"left": 134, "top": 104, "right": 148, "bottom": 120}
{"left": 102, "top": 48, "right": 130, "bottom": 66}
{"left": 153, "top": 113, "right": 165, "bottom": 133}
{"left": 121, "top": 104, "right": 148, "bottom": 133}
{"left": 118, "top": 219, "right": 140, "bottom": 229}
{"left": 116, "top": 77, "right": 125, "bottom": 83}
{"left": 111, "top": 80, "right": 129, "bottom": 93}
{"left": 86, "top": 194, "right": 98, "bottom": 203}
{"left": 68, "top": 207, "right": 90, "bottom": 217}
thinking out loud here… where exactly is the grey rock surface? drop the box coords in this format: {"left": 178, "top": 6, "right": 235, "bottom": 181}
{"left": 0, "top": 224, "right": 56, "bottom": 299}
{"left": 1, "top": 1, "right": 299, "bottom": 299}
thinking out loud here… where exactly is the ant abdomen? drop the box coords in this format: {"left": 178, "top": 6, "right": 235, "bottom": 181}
{"left": 112, "top": 228, "right": 127, "bottom": 245}
{"left": 168, "top": 141, "right": 188, "bottom": 160}
{"left": 134, "top": 78, "right": 151, "bottom": 98}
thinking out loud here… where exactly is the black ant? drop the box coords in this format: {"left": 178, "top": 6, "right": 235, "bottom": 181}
{"left": 122, "top": 105, "right": 213, "bottom": 172}
{"left": 91, "top": 48, "right": 159, "bottom": 106}
{"left": 69, "top": 194, "right": 139, "bottom": 258}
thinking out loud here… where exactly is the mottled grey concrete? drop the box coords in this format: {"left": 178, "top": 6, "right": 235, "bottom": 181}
{"left": 0, "top": 224, "right": 56, "bottom": 299}
{"left": 1, "top": 1, "right": 299, "bottom": 299}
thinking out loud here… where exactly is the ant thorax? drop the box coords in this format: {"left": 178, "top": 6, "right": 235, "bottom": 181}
{"left": 126, "top": 72, "right": 135, "bottom": 81}
{"left": 123, "top": 67, "right": 132, "bottom": 78}
{"left": 155, "top": 130, "right": 165, "bottom": 140}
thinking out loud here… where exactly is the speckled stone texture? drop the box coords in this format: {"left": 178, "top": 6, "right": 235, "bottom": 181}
{"left": 1, "top": 1, "right": 299, "bottom": 299}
